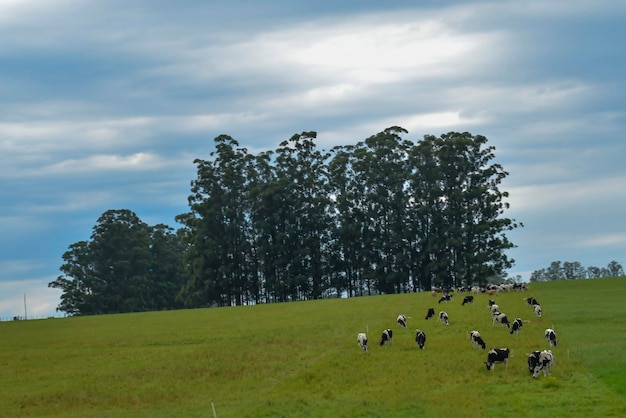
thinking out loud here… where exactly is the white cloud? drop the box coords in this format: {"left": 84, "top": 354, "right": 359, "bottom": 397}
{"left": 47, "top": 152, "right": 162, "bottom": 173}
{"left": 582, "top": 233, "right": 626, "bottom": 247}
{"left": 507, "top": 176, "right": 626, "bottom": 212}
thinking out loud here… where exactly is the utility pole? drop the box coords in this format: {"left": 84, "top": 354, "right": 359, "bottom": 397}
{"left": 24, "top": 293, "right": 27, "bottom": 320}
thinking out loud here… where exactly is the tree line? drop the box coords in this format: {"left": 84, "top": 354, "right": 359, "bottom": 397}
{"left": 530, "top": 260, "right": 624, "bottom": 281}
{"left": 49, "top": 127, "right": 522, "bottom": 315}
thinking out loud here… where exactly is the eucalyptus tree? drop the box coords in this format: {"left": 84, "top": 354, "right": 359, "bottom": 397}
{"left": 176, "top": 135, "right": 252, "bottom": 307}
{"left": 405, "top": 136, "right": 446, "bottom": 291}
{"left": 246, "top": 150, "right": 284, "bottom": 302}
{"left": 271, "top": 132, "right": 332, "bottom": 300}
{"left": 327, "top": 144, "right": 364, "bottom": 296}
{"left": 147, "top": 224, "right": 186, "bottom": 310}
{"left": 416, "top": 132, "right": 519, "bottom": 288}
{"left": 352, "top": 127, "right": 412, "bottom": 294}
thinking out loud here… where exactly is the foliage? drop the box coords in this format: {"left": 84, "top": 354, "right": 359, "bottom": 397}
{"left": 49, "top": 209, "right": 185, "bottom": 315}
{"left": 3, "top": 279, "right": 625, "bottom": 417}
{"left": 53, "top": 128, "right": 521, "bottom": 314}
{"left": 175, "top": 128, "right": 520, "bottom": 308}
{"left": 530, "top": 260, "right": 624, "bottom": 281}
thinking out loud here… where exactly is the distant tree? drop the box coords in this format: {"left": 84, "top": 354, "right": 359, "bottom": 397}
{"left": 563, "top": 261, "right": 585, "bottom": 279}
{"left": 546, "top": 261, "right": 564, "bottom": 281}
{"left": 532, "top": 260, "right": 624, "bottom": 281}
{"left": 529, "top": 268, "right": 547, "bottom": 282}
{"left": 606, "top": 260, "right": 624, "bottom": 277}
{"left": 586, "top": 266, "right": 602, "bottom": 279}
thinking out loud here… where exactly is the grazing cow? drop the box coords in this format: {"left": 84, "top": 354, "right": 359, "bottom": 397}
{"left": 526, "top": 297, "right": 539, "bottom": 307}
{"left": 415, "top": 329, "right": 426, "bottom": 349}
{"left": 425, "top": 308, "right": 435, "bottom": 320}
{"left": 527, "top": 351, "right": 541, "bottom": 375}
{"left": 380, "top": 328, "right": 393, "bottom": 346}
{"left": 531, "top": 350, "right": 554, "bottom": 378}
{"left": 493, "top": 312, "right": 510, "bottom": 328}
{"left": 485, "top": 348, "right": 510, "bottom": 371}
{"left": 357, "top": 333, "right": 368, "bottom": 352}
{"left": 470, "top": 330, "right": 486, "bottom": 349}
{"left": 514, "top": 283, "right": 527, "bottom": 291}
{"left": 438, "top": 294, "right": 452, "bottom": 304}
{"left": 439, "top": 311, "right": 449, "bottom": 325}
{"left": 397, "top": 314, "right": 407, "bottom": 328}
{"left": 545, "top": 328, "right": 558, "bottom": 347}
{"left": 490, "top": 304, "right": 500, "bottom": 315}
{"left": 462, "top": 295, "right": 474, "bottom": 305}
{"left": 510, "top": 318, "right": 523, "bottom": 335}
{"left": 534, "top": 304, "right": 542, "bottom": 317}
{"left": 488, "top": 299, "right": 496, "bottom": 307}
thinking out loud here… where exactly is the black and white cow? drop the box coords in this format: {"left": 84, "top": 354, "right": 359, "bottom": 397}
{"left": 485, "top": 348, "right": 510, "bottom": 371}
{"left": 509, "top": 318, "right": 523, "bottom": 335}
{"left": 490, "top": 304, "right": 500, "bottom": 315}
{"left": 439, "top": 311, "right": 449, "bottom": 325}
{"left": 527, "top": 351, "right": 541, "bottom": 375}
{"left": 462, "top": 295, "right": 474, "bottom": 305}
{"left": 488, "top": 299, "right": 496, "bottom": 307}
{"left": 470, "top": 330, "right": 486, "bottom": 349}
{"left": 531, "top": 350, "right": 554, "bottom": 378}
{"left": 545, "top": 328, "right": 558, "bottom": 347}
{"left": 397, "top": 314, "right": 407, "bottom": 328}
{"left": 534, "top": 304, "right": 542, "bottom": 317}
{"left": 380, "top": 328, "right": 393, "bottom": 346}
{"left": 425, "top": 307, "right": 435, "bottom": 320}
{"left": 415, "top": 329, "right": 426, "bottom": 349}
{"left": 514, "top": 283, "right": 527, "bottom": 291}
{"left": 493, "top": 312, "right": 510, "bottom": 328}
{"left": 438, "top": 294, "right": 452, "bottom": 304}
{"left": 357, "top": 332, "right": 368, "bottom": 352}
{"left": 526, "top": 297, "right": 539, "bottom": 307}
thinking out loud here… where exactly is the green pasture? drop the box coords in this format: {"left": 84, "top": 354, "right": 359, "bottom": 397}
{"left": 1, "top": 278, "right": 625, "bottom": 417}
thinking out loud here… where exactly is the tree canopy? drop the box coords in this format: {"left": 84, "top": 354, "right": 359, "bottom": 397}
{"left": 51, "top": 128, "right": 523, "bottom": 315}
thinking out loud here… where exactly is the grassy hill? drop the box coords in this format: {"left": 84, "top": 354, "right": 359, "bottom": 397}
{"left": 2, "top": 278, "right": 625, "bottom": 417}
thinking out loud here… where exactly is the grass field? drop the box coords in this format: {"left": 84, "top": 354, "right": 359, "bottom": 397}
{"left": 1, "top": 278, "right": 625, "bottom": 417}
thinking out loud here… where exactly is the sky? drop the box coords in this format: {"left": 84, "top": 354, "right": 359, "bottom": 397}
{"left": 1, "top": 0, "right": 625, "bottom": 320}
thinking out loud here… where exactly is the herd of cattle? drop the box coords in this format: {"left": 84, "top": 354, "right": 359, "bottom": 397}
{"left": 356, "top": 288, "right": 558, "bottom": 379}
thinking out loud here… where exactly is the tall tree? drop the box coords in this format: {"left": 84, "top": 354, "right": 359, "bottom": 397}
{"left": 50, "top": 209, "right": 168, "bottom": 315}
{"left": 176, "top": 135, "right": 251, "bottom": 307}
{"left": 354, "top": 127, "right": 411, "bottom": 294}
{"left": 49, "top": 241, "right": 97, "bottom": 315}
{"left": 328, "top": 145, "right": 365, "bottom": 296}
{"left": 147, "top": 224, "right": 186, "bottom": 310}
{"left": 87, "top": 209, "right": 152, "bottom": 313}
{"left": 272, "top": 132, "right": 331, "bottom": 300}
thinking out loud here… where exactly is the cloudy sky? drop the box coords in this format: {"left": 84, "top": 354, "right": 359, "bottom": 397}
{"left": 1, "top": 0, "right": 625, "bottom": 319}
